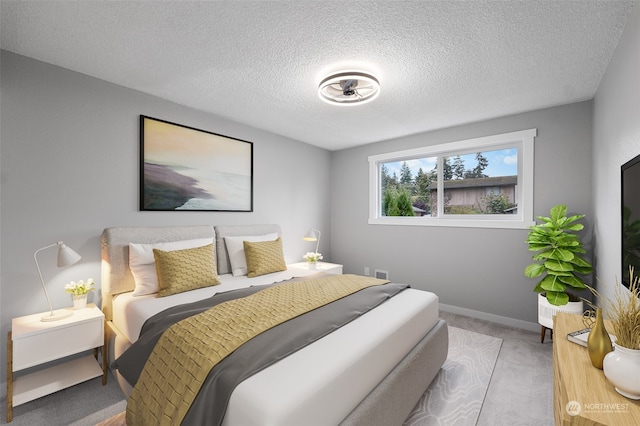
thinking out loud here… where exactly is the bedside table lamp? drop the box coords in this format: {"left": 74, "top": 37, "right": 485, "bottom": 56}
{"left": 34, "top": 241, "right": 82, "bottom": 322}
{"left": 303, "top": 228, "right": 321, "bottom": 254}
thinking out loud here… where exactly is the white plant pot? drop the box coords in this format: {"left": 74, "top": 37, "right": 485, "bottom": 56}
{"left": 603, "top": 344, "right": 640, "bottom": 400}
{"left": 538, "top": 293, "right": 583, "bottom": 329}
{"left": 307, "top": 262, "right": 317, "bottom": 270}
{"left": 73, "top": 294, "right": 87, "bottom": 310}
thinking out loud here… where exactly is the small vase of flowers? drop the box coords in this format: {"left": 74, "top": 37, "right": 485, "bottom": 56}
{"left": 65, "top": 278, "right": 95, "bottom": 309}
{"left": 303, "top": 252, "right": 323, "bottom": 270}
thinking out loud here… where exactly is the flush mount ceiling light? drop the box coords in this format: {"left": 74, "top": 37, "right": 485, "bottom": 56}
{"left": 318, "top": 71, "right": 380, "bottom": 105}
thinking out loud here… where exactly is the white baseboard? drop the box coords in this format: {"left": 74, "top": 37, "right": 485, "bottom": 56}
{"left": 439, "top": 303, "right": 540, "bottom": 333}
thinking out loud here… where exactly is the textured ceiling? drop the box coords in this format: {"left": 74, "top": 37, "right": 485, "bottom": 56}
{"left": 1, "top": 1, "right": 636, "bottom": 151}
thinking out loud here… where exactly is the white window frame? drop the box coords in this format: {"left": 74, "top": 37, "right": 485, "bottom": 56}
{"left": 368, "top": 128, "right": 536, "bottom": 229}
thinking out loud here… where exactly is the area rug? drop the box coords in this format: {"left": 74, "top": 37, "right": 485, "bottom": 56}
{"left": 404, "top": 326, "right": 503, "bottom": 426}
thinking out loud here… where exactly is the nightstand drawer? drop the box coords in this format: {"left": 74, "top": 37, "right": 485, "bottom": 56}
{"left": 12, "top": 308, "right": 104, "bottom": 371}
{"left": 287, "top": 262, "right": 343, "bottom": 276}
{"left": 13, "top": 315, "right": 103, "bottom": 371}
{"left": 319, "top": 264, "right": 343, "bottom": 275}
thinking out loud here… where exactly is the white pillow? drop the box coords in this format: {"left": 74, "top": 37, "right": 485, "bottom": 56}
{"left": 129, "top": 238, "right": 213, "bottom": 296}
{"left": 224, "top": 233, "right": 278, "bottom": 276}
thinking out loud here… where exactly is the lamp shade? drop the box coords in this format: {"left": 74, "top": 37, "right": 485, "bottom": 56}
{"left": 303, "top": 229, "right": 320, "bottom": 241}
{"left": 57, "top": 243, "right": 81, "bottom": 267}
{"left": 303, "top": 229, "right": 321, "bottom": 253}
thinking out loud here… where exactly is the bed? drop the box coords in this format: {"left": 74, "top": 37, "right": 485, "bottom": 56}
{"left": 101, "top": 224, "right": 448, "bottom": 425}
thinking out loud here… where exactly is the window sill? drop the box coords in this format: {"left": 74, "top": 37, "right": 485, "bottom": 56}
{"left": 368, "top": 216, "right": 535, "bottom": 229}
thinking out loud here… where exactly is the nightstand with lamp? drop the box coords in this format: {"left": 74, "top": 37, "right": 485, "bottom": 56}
{"left": 291, "top": 228, "right": 343, "bottom": 275}
{"left": 6, "top": 241, "right": 106, "bottom": 422}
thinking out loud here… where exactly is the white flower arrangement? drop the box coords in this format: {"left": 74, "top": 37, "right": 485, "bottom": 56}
{"left": 65, "top": 278, "right": 96, "bottom": 296}
{"left": 303, "top": 252, "right": 323, "bottom": 263}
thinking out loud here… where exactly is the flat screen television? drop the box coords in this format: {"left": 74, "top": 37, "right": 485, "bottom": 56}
{"left": 621, "top": 152, "right": 640, "bottom": 289}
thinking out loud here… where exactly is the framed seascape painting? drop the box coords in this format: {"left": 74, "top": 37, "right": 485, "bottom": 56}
{"left": 140, "top": 115, "right": 253, "bottom": 211}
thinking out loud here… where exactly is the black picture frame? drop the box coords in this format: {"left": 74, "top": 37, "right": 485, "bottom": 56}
{"left": 140, "top": 115, "right": 253, "bottom": 211}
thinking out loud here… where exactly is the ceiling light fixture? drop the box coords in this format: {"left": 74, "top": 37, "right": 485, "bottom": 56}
{"left": 318, "top": 71, "right": 380, "bottom": 106}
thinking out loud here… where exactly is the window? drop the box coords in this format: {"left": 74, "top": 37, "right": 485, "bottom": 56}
{"left": 368, "top": 129, "right": 536, "bottom": 229}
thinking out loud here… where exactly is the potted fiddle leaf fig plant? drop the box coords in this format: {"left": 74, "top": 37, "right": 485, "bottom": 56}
{"left": 525, "top": 205, "right": 593, "bottom": 330}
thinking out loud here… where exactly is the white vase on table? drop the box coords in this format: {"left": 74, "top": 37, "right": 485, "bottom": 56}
{"left": 73, "top": 294, "right": 87, "bottom": 309}
{"left": 603, "top": 344, "right": 640, "bottom": 400}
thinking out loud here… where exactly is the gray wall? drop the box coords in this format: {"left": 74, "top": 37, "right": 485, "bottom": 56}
{"left": 593, "top": 5, "right": 640, "bottom": 303}
{"left": 331, "top": 101, "right": 594, "bottom": 329}
{"left": 0, "top": 51, "right": 331, "bottom": 384}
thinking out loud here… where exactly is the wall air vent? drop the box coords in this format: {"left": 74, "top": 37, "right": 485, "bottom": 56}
{"left": 375, "top": 269, "right": 389, "bottom": 280}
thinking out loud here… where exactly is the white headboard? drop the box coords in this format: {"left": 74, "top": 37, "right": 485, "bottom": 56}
{"left": 100, "top": 224, "right": 281, "bottom": 320}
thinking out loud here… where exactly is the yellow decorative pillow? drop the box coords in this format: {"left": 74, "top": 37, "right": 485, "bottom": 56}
{"left": 153, "top": 244, "right": 220, "bottom": 297}
{"left": 243, "top": 237, "right": 287, "bottom": 277}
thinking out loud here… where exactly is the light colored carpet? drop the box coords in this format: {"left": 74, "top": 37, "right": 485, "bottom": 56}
{"left": 404, "top": 326, "right": 503, "bottom": 426}
{"left": 0, "top": 369, "right": 126, "bottom": 426}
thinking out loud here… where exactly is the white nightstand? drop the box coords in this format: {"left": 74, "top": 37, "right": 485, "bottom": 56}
{"left": 6, "top": 304, "right": 106, "bottom": 422}
{"left": 287, "top": 261, "right": 343, "bottom": 275}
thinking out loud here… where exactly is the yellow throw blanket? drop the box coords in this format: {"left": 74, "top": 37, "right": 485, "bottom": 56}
{"left": 126, "top": 274, "right": 389, "bottom": 425}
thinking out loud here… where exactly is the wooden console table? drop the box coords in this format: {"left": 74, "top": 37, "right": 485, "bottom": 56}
{"left": 553, "top": 312, "right": 640, "bottom": 425}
